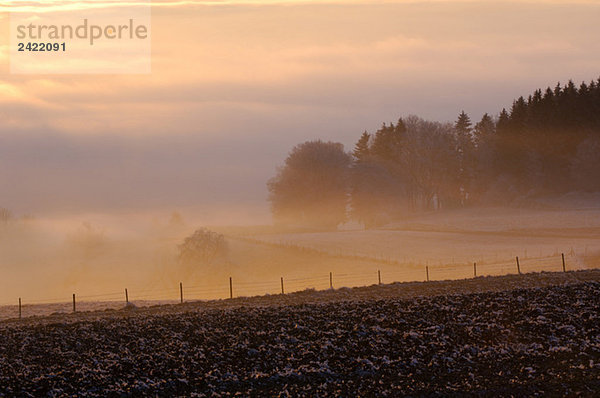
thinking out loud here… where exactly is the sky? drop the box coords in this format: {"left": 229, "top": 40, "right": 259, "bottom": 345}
{"left": 1, "top": 0, "right": 599, "bottom": 222}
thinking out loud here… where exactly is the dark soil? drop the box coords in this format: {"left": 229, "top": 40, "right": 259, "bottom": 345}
{"left": 1, "top": 279, "right": 599, "bottom": 396}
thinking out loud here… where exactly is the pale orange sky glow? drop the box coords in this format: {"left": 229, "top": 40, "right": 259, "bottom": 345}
{"left": 1, "top": 0, "right": 599, "bottom": 217}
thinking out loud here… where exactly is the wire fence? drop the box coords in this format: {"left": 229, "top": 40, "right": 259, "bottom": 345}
{"left": 0, "top": 251, "right": 590, "bottom": 321}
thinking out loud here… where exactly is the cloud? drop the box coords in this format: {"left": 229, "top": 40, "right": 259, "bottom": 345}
{"left": 1, "top": 0, "right": 599, "bottom": 216}
{"left": 0, "top": 1, "right": 398, "bottom": 13}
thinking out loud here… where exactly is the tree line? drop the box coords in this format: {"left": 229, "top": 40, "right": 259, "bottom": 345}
{"left": 268, "top": 78, "right": 600, "bottom": 229}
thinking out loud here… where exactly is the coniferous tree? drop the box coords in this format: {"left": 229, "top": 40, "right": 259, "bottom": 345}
{"left": 487, "top": 78, "right": 600, "bottom": 194}
{"left": 474, "top": 113, "right": 495, "bottom": 146}
{"left": 454, "top": 111, "right": 475, "bottom": 205}
{"left": 455, "top": 111, "right": 472, "bottom": 137}
{"left": 350, "top": 121, "right": 408, "bottom": 227}
{"left": 370, "top": 119, "right": 406, "bottom": 162}
{"left": 353, "top": 131, "right": 371, "bottom": 162}
{"left": 471, "top": 113, "right": 496, "bottom": 201}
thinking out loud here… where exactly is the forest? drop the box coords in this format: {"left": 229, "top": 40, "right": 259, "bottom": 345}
{"left": 268, "top": 79, "right": 600, "bottom": 229}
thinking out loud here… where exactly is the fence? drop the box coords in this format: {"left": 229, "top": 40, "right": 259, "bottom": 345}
{"left": 0, "top": 251, "right": 589, "bottom": 321}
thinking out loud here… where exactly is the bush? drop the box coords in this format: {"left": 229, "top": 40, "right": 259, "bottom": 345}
{"left": 178, "top": 228, "right": 227, "bottom": 265}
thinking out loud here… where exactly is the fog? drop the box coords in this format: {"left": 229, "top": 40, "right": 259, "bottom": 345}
{"left": 2, "top": 199, "right": 599, "bottom": 306}
{"left": 2, "top": 1, "right": 600, "bottom": 216}
{"left": 2, "top": 0, "right": 600, "bottom": 306}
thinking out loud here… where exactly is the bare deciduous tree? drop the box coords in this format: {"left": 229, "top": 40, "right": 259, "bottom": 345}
{"left": 268, "top": 140, "right": 351, "bottom": 230}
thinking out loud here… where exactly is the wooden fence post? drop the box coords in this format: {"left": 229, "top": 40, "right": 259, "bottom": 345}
{"left": 561, "top": 253, "right": 566, "bottom": 273}
{"left": 378, "top": 270, "right": 382, "bottom": 285}
{"left": 281, "top": 277, "right": 284, "bottom": 295}
{"left": 18, "top": 298, "right": 21, "bottom": 319}
{"left": 229, "top": 277, "right": 233, "bottom": 299}
{"left": 426, "top": 266, "right": 430, "bottom": 282}
{"left": 473, "top": 262, "right": 477, "bottom": 278}
{"left": 329, "top": 272, "right": 333, "bottom": 289}
{"left": 125, "top": 288, "right": 129, "bottom": 304}
{"left": 516, "top": 256, "right": 521, "bottom": 275}
{"left": 72, "top": 294, "right": 76, "bottom": 313}
{"left": 180, "top": 282, "right": 184, "bottom": 304}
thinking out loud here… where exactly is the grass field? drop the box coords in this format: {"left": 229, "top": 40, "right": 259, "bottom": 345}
{"left": 238, "top": 205, "right": 600, "bottom": 277}
{"left": 2, "top": 202, "right": 599, "bottom": 314}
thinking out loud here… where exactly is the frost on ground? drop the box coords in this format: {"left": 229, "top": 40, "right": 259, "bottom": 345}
{"left": 0, "top": 273, "right": 599, "bottom": 396}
